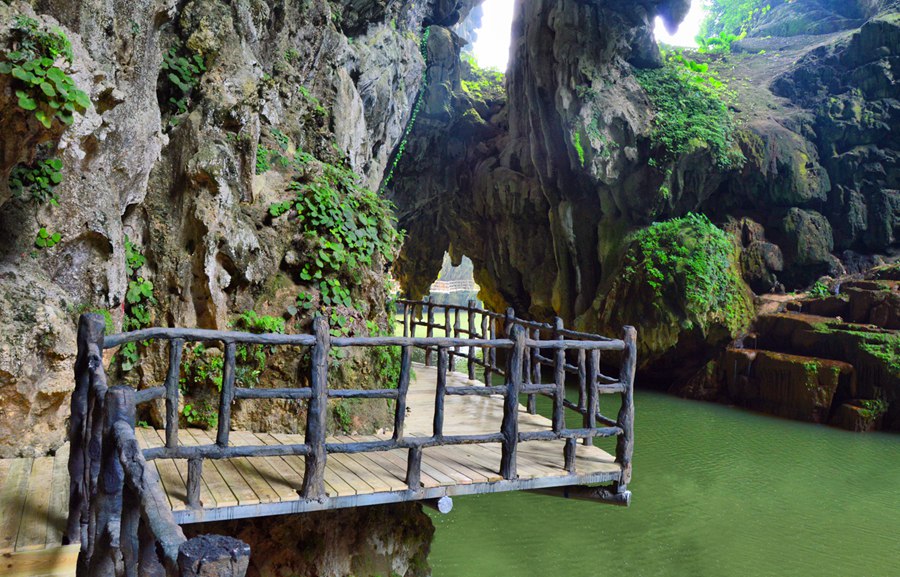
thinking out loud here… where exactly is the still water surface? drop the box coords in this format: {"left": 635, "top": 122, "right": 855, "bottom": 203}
{"left": 426, "top": 391, "right": 900, "bottom": 577}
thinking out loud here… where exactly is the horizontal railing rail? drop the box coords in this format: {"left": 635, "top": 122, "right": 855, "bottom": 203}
{"left": 69, "top": 298, "right": 636, "bottom": 575}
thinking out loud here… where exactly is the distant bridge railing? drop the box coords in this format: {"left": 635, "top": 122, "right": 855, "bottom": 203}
{"left": 67, "top": 300, "right": 635, "bottom": 576}
{"left": 428, "top": 279, "right": 479, "bottom": 293}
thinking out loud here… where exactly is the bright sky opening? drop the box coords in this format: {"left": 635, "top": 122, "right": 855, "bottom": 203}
{"left": 654, "top": 0, "right": 706, "bottom": 47}
{"left": 470, "top": 0, "right": 515, "bottom": 71}
{"left": 471, "top": 0, "right": 707, "bottom": 69}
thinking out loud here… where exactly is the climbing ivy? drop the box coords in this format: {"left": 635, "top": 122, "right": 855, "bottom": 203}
{"left": 379, "top": 26, "right": 431, "bottom": 193}
{"left": 119, "top": 237, "right": 156, "bottom": 372}
{"left": 1, "top": 15, "right": 90, "bottom": 128}
{"left": 9, "top": 152, "right": 63, "bottom": 205}
{"left": 270, "top": 152, "right": 402, "bottom": 316}
{"left": 158, "top": 42, "right": 206, "bottom": 121}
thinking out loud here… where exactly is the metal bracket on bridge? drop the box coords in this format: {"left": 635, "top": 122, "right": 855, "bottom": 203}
{"left": 422, "top": 496, "right": 454, "bottom": 514}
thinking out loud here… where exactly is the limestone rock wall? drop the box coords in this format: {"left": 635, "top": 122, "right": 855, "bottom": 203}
{"left": 0, "top": 0, "right": 478, "bottom": 457}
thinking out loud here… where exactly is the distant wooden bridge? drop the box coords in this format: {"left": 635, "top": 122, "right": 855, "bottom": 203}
{"left": 0, "top": 299, "right": 636, "bottom": 577}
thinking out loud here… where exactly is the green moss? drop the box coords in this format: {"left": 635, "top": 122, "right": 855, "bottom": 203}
{"left": 622, "top": 213, "right": 752, "bottom": 335}
{"left": 635, "top": 54, "right": 744, "bottom": 170}
{"left": 460, "top": 53, "right": 504, "bottom": 102}
{"left": 572, "top": 131, "right": 586, "bottom": 167}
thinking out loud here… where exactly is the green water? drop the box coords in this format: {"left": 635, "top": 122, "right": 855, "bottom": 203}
{"left": 427, "top": 391, "right": 900, "bottom": 577}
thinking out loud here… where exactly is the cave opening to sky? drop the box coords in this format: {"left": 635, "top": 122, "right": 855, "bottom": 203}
{"left": 469, "top": 0, "right": 705, "bottom": 71}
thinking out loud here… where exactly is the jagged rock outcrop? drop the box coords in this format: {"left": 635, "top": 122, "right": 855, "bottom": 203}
{"left": 185, "top": 503, "right": 434, "bottom": 577}
{"left": 0, "top": 0, "right": 477, "bottom": 459}
{"left": 389, "top": 0, "right": 898, "bottom": 386}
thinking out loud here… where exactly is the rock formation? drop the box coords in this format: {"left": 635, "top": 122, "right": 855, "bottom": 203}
{"left": 388, "top": 0, "right": 899, "bottom": 399}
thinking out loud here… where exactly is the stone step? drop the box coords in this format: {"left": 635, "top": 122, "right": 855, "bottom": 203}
{"left": 786, "top": 282, "right": 900, "bottom": 329}
{"left": 751, "top": 313, "right": 899, "bottom": 430}
{"left": 720, "top": 348, "right": 855, "bottom": 424}
{"left": 830, "top": 400, "right": 888, "bottom": 432}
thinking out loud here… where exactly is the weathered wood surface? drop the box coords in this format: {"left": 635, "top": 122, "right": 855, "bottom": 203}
{"left": 140, "top": 362, "right": 623, "bottom": 523}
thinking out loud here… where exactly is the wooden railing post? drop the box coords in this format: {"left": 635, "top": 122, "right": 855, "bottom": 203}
{"left": 86, "top": 385, "right": 135, "bottom": 577}
{"left": 584, "top": 350, "right": 600, "bottom": 447}
{"left": 67, "top": 313, "right": 106, "bottom": 546}
{"left": 392, "top": 345, "right": 412, "bottom": 441}
{"left": 402, "top": 301, "right": 409, "bottom": 337}
{"left": 501, "top": 325, "right": 525, "bottom": 479}
{"left": 467, "top": 300, "right": 477, "bottom": 380}
{"left": 525, "top": 328, "right": 536, "bottom": 414}
{"left": 178, "top": 534, "right": 250, "bottom": 577}
{"left": 187, "top": 458, "right": 203, "bottom": 509}
{"left": 445, "top": 309, "right": 453, "bottom": 369}
{"left": 433, "top": 347, "right": 448, "bottom": 437}
{"left": 165, "top": 339, "right": 185, "bottom": 449}
{"left": 552, "top": 318, "right": 565, "bottom": 433}
{"left": 425, "top": 296, "right": 435, "bottom": 366}
{"left": 483, "top": 314, "right": 493, "bottom": 384}
{"left": 616, "top": 326, "right": 637, "bottom": 487}
{"left": 409, "top": 301, "right": 418, "bottom": 340}
{"left": 216, "top": 342, "right": 237, "bottom": 447}
{"left": 301, "top": 316, "right": 330, "bottom": 499}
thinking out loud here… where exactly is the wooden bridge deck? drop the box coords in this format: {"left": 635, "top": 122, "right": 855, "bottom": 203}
{"left": 0, "top": 363, "right": 620, "bottom": 572}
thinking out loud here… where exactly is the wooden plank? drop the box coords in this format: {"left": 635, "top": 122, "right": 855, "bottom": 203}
{"left": 432, "top": 445, "right": 500, "bottom": 483}
{"left": 45, "top": 445, "right": 70, "bottom": 549}
{"left": 339, "top": 436, "right": 408, "bottom": 492}
{"left": 0, "top": 459, "right": 12, "bottom": 489}
{"left": 252, "top": 433, "right": 308, "bottom": 494}
{"left": 181, "top": 429, "right": 235, "bottom": 508}
{"left": 269, "top": 433, "right": 356, "bottom": 497}
{"left": 1, "top": 543, "right": 80, "bottom": 577}
{"left": 16, "top": 456, "right": 54, "bottom": 551}
{"left": 168, "top": 429, "right": 219, "bottom": 509}
{"left": 136, "top": 427, "right": 187, "bottom": 510}
{"left": 355, "top": 438, "right": 451, "bottom": 488}
{"left": 230, "top": 431, "right": 298, "bottom": 502}
{"left": 328, "top": 451, "right": 385, "bottom": 494}
{"left": 0, "top": 458, "right": 32, "bottom": 553}
{"left": 190, "top": 430, "right": 261, "bottom": 506}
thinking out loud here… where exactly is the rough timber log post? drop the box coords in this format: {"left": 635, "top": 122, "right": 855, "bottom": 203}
{"left": 216, "top": 342, "right": 237, "bottom": 447}
{"left": 85, "top": 385, "right": 135, "bottom": 576}
{"left": 467, "top": 300, "right": 477, "bottom": 380}
{"left": 178, "top": 534, "right": 251, "bottom": 577}
{"left": 616, "top": 326, "right": 637, "bottom": 489}
{"left": 67, "top": 313, "right": 106, "bottom": 545}
{"left": 425, "top": 296, "right": 434, "bottom": 366}
{"left": 165, "top": 339, "right": 185, "bottom": 449}
{"left": 301, "top": 316, "right": 330, "bottom": 499}
{"left": 501, "top": 325, "right": 525, "bottom": 479}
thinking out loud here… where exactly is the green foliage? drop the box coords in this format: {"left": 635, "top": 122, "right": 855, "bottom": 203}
{"left": 460, "top": 53, "right": 504, "bottom": 102}
{"left": 9, "top": 153, "right": 63, "bottom": 205}
{"left": 696, "top": 30, "right": 746, "bottom": 54}
{"left": 332, "top": 400, "right": 352, "bottom": 432}
{"left": 808, "top": 281, "right": 831, "bottom": 298}
{"left": 182, "top": 400, "right": 218, "bottom": 429}
{"left": 34, "top": 226, "right": 61, "bottom": 248}
{"left": 231, "top": 310, "right": 286, "bottom": 388}
{"left": 700, "top": 0, "right": 771, "bottom": 38}
{"left": 159, "top": 43, "right": 205, "bottom": 119}
{"left": 256, "top": 129, "right": 292, "bottom": 175}
{"left": 1, "top": 15, "right": 90, "bottom": 128}
{"left": 118, "top": 237, "right": 156, "bottom": 372}
{"left": 622, "top": 213, "right": 750, "bottom": 334}
{"left": 858, "top": 398, "right": 888, "bottom": 420}
{"left": 380, "top": 26, "right": 431, "bottom": 193}
{"left": 635, "top": 53, "right": 744, "bottom": 170}
{"left": 271, "top": 152, "right": 401, "bottom": 317}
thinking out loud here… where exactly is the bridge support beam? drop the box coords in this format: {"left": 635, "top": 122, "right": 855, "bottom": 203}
{"left": 526, "top": 484, "right": 632, "bottom": 507}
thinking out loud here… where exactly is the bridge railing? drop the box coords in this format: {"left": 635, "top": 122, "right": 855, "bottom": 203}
{"left": 399, "top": 298, "right": 635, "bottom": 469}
{"left": 67, "top": 314, "right": 250, "bottom": 577}
{"left": 68, "top": 301, "right": 635, "bottom": 574}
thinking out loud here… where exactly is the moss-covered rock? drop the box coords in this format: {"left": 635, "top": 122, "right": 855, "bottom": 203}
{"left": 592, "top": 213, "right": 754, "bottom": 379}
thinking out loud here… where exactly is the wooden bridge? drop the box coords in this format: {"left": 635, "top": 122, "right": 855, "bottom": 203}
{"left": 0, "top": 299, "right": 636, "bottom": 577}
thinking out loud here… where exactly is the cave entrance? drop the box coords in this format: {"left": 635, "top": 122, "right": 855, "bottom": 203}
{"left": 653, "top": 0, "right": 706, "bottom": 46}
{"left": 468, "top": 0, "right": 515, "bottom": 71}
{"left": 426, "top": 253, "right": 481, "bottom": 308}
